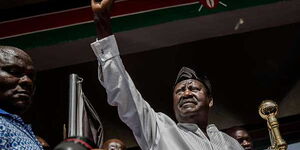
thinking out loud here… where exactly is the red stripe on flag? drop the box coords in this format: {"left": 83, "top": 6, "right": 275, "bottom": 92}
{"left": 0, "top": 0, "right": 197, "bottom": 39}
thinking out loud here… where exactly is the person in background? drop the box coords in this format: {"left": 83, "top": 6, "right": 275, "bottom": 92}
{"left": 102, "top": 139, "right": 126, "bottom": 150}
{"left": 225, "top": 126, "right": 254, "bottom": 150}
{"left": 0, "top": 46, "right": 43, "bottom": 149}
{"left": 36, "top": 136, "right": 51, "bottom": 150}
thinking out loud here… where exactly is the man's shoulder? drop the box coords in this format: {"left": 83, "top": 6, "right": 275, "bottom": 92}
{"left": 0, "top": 116, "right": 41, "bottom": 149}
{"left": 0, "top": 115, "right": 11, "bottom": 125}
{"left": 156, "top": 112, "right": 177, "bottom": 126}
{"left": 0, "top": 115, "right": 18, "bottom": 131}
{"left": 219, "top": 131, "right": 244, "bottom": 150}
{"left": 0, "top": 113, "right": 20, "bottom": 124}
{"left": 0, "top": 114, "right": 26, "bottom": 134}
{"left": 219, "top": 130, "right": 236, "bottom": 140}
{"left": 0, "top": 115, "right": 14, "bottom": 138}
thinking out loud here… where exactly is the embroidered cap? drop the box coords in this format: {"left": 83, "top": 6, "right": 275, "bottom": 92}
{"left": 174, "top": 67, "right": 212, "bottom": 97}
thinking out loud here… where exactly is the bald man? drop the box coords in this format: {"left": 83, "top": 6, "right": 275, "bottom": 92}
{"left": 0, "top": 46, "right": 43, "bottom": 149}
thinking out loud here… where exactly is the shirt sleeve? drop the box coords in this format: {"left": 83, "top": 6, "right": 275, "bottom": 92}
{"left": 222, "top": 132, "right": 245, "bottom": 150}
{"left": 90, "top": 35, "right": 159, "bottom": 150}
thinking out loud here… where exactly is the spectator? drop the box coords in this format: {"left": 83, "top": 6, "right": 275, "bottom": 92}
{"left": 225, "top": 126, "right": 254, "bottom": 150}
{"left": 0, "top": 46, "right": 43, "bottom": 149}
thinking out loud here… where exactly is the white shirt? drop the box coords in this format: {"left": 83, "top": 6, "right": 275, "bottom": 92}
{"left": 90, "top": 35, "right": 244, "bottom": 150}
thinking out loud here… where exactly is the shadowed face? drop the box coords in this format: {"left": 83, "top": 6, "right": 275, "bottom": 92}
{"left": 107, "top": 142, "right": 122, "bottom": 150}
{"left": 0, "top": 47, "right": 35, "bottom": 115}
{"left": 173, "top": 79, "right": 213, "bottom": 123}
{"left": 232, "top": 129, "right": 254, "bottom": 150}
{"left": 36, "top": 136, "right": 51, "bottom": 150}
{"left": 103, "top": 139, "right": 126, "bottom": 150}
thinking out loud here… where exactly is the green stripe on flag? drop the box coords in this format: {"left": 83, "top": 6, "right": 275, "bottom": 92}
{"left": 0, "top": 0, "right": 282, "bottom": 50}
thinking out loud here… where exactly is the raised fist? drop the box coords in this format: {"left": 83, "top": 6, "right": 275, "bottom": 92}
{"left": 91, "top": 0, "right": 114, "bottom": 13}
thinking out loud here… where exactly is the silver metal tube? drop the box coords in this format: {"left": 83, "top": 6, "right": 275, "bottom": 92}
{"left": 76, "top": 78, "right": 84, "bottom": 136}
{"left": 68, "top": 74, "right": 78, "bottom": 137}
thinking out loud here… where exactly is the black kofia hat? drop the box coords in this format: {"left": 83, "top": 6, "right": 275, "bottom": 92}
{"left": 174, "top": 67, "right": 212, "bottom": 97}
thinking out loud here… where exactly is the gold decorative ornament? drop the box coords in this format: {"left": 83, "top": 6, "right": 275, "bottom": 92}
{"left": 258, "top": 100, "right": 287, "bottom": 150}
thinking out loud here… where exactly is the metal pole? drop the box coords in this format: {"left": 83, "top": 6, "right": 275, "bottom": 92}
{"left": 68, "top": 74, "right": 78, "bottom": 137}
{"left": 76, "top": 77, "right": 84, "bottom": 136}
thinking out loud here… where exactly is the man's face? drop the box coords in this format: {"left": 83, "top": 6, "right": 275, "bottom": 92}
{"left": 0, "top": 48, "right": 35, "bottom": 115}
{"left": 103, "top": 139, "right": 126, "bottom": 150}
{"left": 173, "top": 79, "right": 212, "bottom": 123}
{"left": 36, "top": 136, "right": 51, "bottom": 150}
{"left": 232, "top": 130, "right": 254, "bottom": 150}
{"left": 107, "top": 141, "right": 123, "bottom": 150}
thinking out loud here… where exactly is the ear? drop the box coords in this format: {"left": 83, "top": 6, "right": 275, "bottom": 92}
{"left": 209, "top": 98, "right": 213, "bottom": 108}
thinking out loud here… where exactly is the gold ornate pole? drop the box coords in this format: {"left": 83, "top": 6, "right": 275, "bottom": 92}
{"left": 258, "top": 100, "right": 287, "bottom": 150}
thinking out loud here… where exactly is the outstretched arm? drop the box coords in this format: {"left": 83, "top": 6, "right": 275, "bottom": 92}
{"left": 91, "top": 0, "right": 113, "bottom": 39}
{"left": 90, "top": 1, "right": 159, "bottom": 149}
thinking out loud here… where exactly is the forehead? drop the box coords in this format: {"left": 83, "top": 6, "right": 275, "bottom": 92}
{"left": 174, "top": 79, "right": 203, "bottom": 88}
{"left": 234, "top": 130, "right": 249, "bottom": 137}
{"left": 109, "top": 142, "right": 122, "bottom": 146}
{"left": 0, "top": 48, "right": 33, "bottom": 66}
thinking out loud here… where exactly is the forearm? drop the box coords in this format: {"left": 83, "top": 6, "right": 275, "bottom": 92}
{"left": 90, "top": 0, "right": 159, "bottom": 148}
{"left": 94, "top": 12, "right": 112, "bottom": 39}
{"left": 90, "top": 36, "right": 150, "bottom": 119}
{"left": 91, "top": 0, "right": 113, "bottom": 39}
{"left": 90, "top": 36, "right": 158, "bottom": 149}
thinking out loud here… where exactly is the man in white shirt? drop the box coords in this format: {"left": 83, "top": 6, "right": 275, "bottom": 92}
{"left": 90, "top": 0, "right": 244, "bottom": 150}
